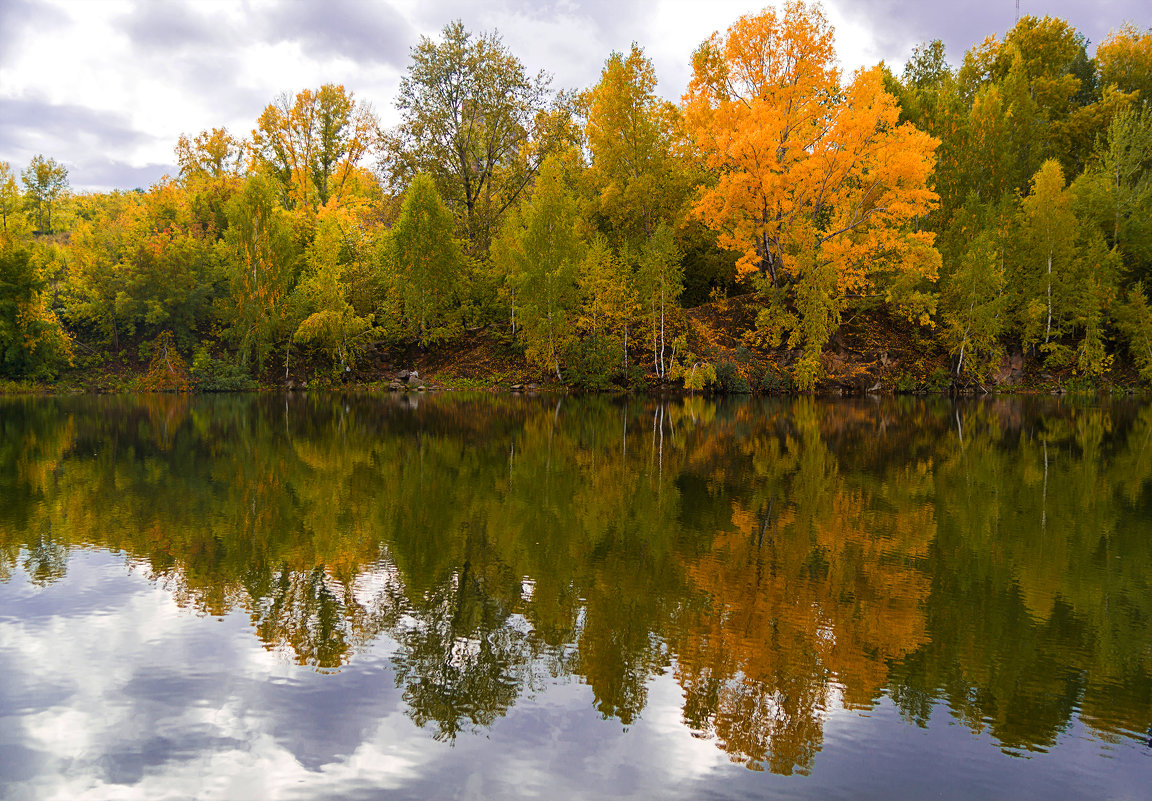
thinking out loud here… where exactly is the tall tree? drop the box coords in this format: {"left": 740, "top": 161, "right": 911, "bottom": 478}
{"left": 1018, "top": 160, "right": 1078, "bottom": 351}
{"left": 389, "top": 173, "right": 464, "bottom": 347}
{"left": 493, "top": 157, "right": 583, "bottom": 380}
{"left": 175, "top": 127, "right": 245, "bottom": 181}
{"left": 21, "top": 155, "right": 68, "bottom": 234}
{"left": 252, "top": 84, "right": 377, "bottom": 211}
{"left": 1074, "top": 106, "right": 1152, "bottom": 285}
{"left": 683, "top": 1, "right": 940, "bottom": 387}
{"left": 382, "top": 21, "right": 562, "bottom": 254}
{"left": 940, "top": 223, "right": 1008, "bottom": 381}
{"left": 636, "top": 224, "right": 682, "bottom": 378}
{"left": 293, "top": 206, "right": 376, "bottom": 370}
{"left": 1096, "top": 23, "right": 1152, "bottom": 106}
{"left": 219, "top": 175, "right": 298, "bottom": 369}
{"left": 582, "top": 44, "right": 687, "bottom": 248}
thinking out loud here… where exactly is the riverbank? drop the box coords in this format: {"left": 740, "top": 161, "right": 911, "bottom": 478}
{"left": 5, "top": 296, "right": 1147, "bottom": 397}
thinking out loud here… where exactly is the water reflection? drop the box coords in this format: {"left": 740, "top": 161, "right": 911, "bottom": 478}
{"left": 1, "top": 393, "right": 1151, "bottom": 778}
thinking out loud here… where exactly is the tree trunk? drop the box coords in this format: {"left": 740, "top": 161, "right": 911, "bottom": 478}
{"left": 1044, "top": 248, "right": 1053, "bottom": 344}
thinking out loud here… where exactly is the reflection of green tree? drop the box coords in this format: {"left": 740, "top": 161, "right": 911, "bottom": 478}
{"left": 889, "top": 401, "right": 1152, "bottom": 752}
{"left": 392, "top": 556, "right": 536, "bottom": 740}
{"left": 1, "top": 394, "right": 1151, "bottom": 766}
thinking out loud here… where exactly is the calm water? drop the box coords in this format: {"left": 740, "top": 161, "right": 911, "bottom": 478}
{"left": 1, "top": 393, "right": 1150, "bottom": 800}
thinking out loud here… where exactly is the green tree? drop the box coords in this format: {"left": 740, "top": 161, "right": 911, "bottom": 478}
{"left": 1018, "top": 160, "right": 1077, "bottom": 350}
{"left": 1115, "top": 282, "right": 1152, "bottom": 381}
{"left": 0, "top": 243, "right": 70, "bottom": 377}
{"left": 494, "top": 157, "right": 583, "bottom": 380}
{"left": 382, "top": 21, "right": 562, "bottom": 254}
{"left": 940, "top": 217, "right": 1008, "bottom": 381}
{"left": 219, "top": 175, "right": 298, "bottom": 369}
{"left": 582, "top": 44, "right": 687, "bottom": 249}
{"left": 64, "top": 191, "right": 139, "bottom": 350}
{"left": 21, "top": 155, "right": 68, "bottom": 234}
{"left": 1076, "top": 106, "right": 1152, "bottom": 285}
{"left": 389, "top": 174, "right": 464, "bottom": 347}
{"left": 577, "top": 235, "right": 639, "bottom": 379}
{"left": 293, "top": 206, "right": 376, "bottom": 371}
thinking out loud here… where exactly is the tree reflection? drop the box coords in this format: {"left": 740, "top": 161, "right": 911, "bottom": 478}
{"left": 0, "top": 393, "right": 1150, "bottom": 767}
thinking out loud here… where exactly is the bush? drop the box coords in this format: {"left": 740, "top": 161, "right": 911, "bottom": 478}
{"left": 714, "top": 360, "right": 751, "bottom": 393}
{"left": 192, "top": 346, "right": 257, "bottom": 392}
{"left": 760, "top": 366, "right": 792, "bottom": 393}
{"left": 566, "top": 333, "right": 619, "bottom": 390}
{"left": 925, "top": 367, "right": 952, "bottom": 393}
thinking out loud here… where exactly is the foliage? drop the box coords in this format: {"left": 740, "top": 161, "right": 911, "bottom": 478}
{"left": 191, "top": 345, "right": 258, "bottom": 391}
{"left": 6, "top": 12, "right": 1152, "bottom": 390}
{"left": 1115, "top": 283, "right": 1152, "bottom": 382}
{"left": 388, "top": 173, "right": 464, "bottom": 347}
{"left": 0, "top": 162, "right": 22, "bottom": 233}
{"left": 381, "top": 21, "right": 564, "bottom": 254}
{"left": 581, "top": 44, "right": 688, "bottom": 250}
{"left": 0, "top": 242, "right": 71, "bottom": 378}
{"left": 137, "top": 331, "right": 193, "bottom": 392}
{"left": 684, "top": 2, "right": 941, "bottom": 388}
{"left": 293, "top": 205, "right": 377, "bottom": 366}
{"left": 713, "top": 361, "right": 750, "bottom": 393}
{"left": 218, "top": 175, "right": 299, "bottom": 370}
{"left": 252, "top": 84, "right": 377, "bottom": 211}
{"left": 760, "top": 365, "right": 793, "bottom": 393}
{"left": 21, "top": 155, "right": 69, "bottom": 234}
{"left": 566, "top": 332, "right": 619, "bottom": 390}
{"left": 637, "top": 223, "right": 683, "bottom": 378}
{"left": 493, "top": 157, "right": 583, "bottom": 380}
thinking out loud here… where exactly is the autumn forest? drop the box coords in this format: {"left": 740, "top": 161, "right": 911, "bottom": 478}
{"left": 3, "top": 2, "right": 1152, "bottom": 393}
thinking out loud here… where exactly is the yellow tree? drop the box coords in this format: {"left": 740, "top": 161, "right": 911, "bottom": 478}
{"left": 683, "top": 1, "right": 940, "bottom": 387}
{"left": 175, "top": 127, "right": 245, "bottom": 181}
{"left": 1097, "top": 23, "right": 1152, "bottom": 104}
{"left": 252, "top": 84, "right": 377, "bottom": 212}
{"left": 1019, "top": 159, "right": 1076, "bottom": 348}
{"left": 0, "top": 162, "right": 21, "bottom": 233}
{"left": 582, "top": 43, "right": 687, "bottom": 248}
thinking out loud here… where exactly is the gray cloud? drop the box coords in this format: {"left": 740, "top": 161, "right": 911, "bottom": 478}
{"left": 264, "top": 0, "right": 416, "bottom": 67}
{"left": 0, "top": 97, "right": 151, "bottom": 155}
{"left": 117, "top": 1, "right": 234, "bottom": 52}
{"left": 0, "top": 0, "right": 68, "bottom": 67}
{"left": 0, "top": 97, "right": 172, "bottom": 189}
{"left": 70, "top": 159, "right": 176, "bottom": 192}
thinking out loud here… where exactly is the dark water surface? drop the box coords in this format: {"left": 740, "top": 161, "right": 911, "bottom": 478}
{"left": 1, "top": 393, "right": 1150, "bottom": 800}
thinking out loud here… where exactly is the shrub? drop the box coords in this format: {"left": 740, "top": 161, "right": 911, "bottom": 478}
{"left": 760, "top": 366, "right": 792, "bottom": 393}
{"left": 192, "top": 346, "right": 257, "bottom": 392}
{"left": 714, "top": 360, "right": 751, "bottom": 393}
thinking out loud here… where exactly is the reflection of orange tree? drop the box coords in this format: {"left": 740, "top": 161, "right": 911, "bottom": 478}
{"left": 671, "top": 398, "right": 932, "bottom": 773}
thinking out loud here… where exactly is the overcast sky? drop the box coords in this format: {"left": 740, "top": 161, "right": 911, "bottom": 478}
{"left": 0, "top": 0, "right": 1147, "bottom": 192}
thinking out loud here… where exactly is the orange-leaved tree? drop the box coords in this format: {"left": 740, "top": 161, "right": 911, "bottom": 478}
{"left": 683, "top": 1, "right": 941, "bottom": 387}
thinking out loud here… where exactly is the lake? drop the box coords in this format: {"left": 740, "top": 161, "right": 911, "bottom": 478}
{"left": 1, "top": 393, "right": 1149, "bottom": 800}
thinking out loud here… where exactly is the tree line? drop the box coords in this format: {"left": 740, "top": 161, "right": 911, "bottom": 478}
{"left": 1, "top": 2, "right": 1151, "bottom": 391}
